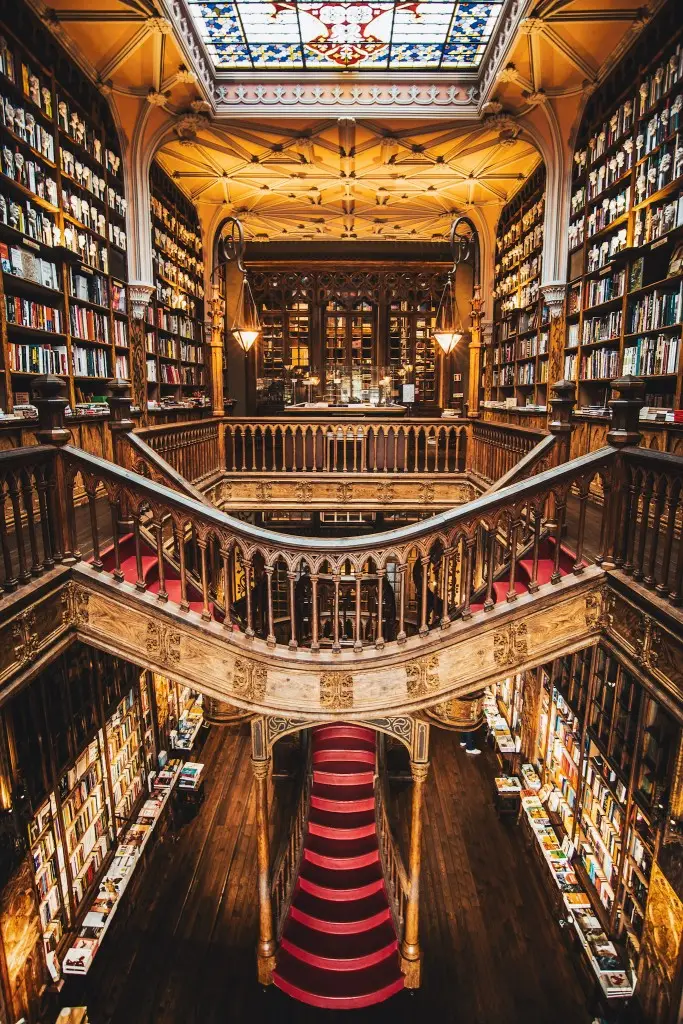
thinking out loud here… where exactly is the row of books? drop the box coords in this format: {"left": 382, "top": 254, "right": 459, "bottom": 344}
{"left": 623, "top": 334, "right": 680, "bottom": 376}
{"left": 628, "top": 283, "right": 682, "bottom": 333}
{"left": 585, "top": 269, "right": 625, "bottom": 309}
{"left": 69, "top": 267, "right": 109, "bottom": 307}
{"left": 69, "top": 304, "right": 109, "bottom": 343}
{"left": 62, "top": 761, "right": 102, "bottom": 823}
{"left": 113, "top": 319, "right": 127, "bottom": 346}
{"left": 9, "top": 341, "right": 66, "bottom": 373}
{"left": 580, "top": 348, "right": 620, "bottom": 380}
{"left": 72, "top": 345, "right": 108, "bottom": 378}
{"left": 5, "top": 294, "right": 62, "bottom": 332}
{"left": 582, "top": 309, "right": 622, "bottom": 344}
{"left": 1, "top": 242, "right": 59, "bottom": 288}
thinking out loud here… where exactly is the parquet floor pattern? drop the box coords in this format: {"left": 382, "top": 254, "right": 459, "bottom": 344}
{"left": 78, "top": 726, "right": 592, "bottom": 1024}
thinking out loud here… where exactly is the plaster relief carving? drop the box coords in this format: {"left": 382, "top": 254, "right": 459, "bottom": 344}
{"left": 11, "top": 610, "right": 38, "bottom": 667}
{"left": 405, "top": 654, "right": 439, "bottom": 697}
{"left": 233, "top": 658, "right": 267, "bottom": 701}
{"left": 336, "top": 483, "right": 353, "bottom": 505}
{"left": 145, "top": 621, "right": 181, "bottom": 667}
{"left": 320, "top": 671, "right": 354, "bottom": 709}
{"left": 493, "top": 622, "right": 528, "bottom": 668}
{"left": 295, "top": 482, "right": 313, "bottom": 504}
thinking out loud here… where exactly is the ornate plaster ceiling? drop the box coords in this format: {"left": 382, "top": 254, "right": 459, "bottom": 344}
{"left": 156, "top": 114, "right": 538, "bottom": 239}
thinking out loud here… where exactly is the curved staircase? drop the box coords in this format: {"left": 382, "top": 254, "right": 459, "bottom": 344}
{"left": 273, "top": 725, "right": 404, "bottom": 1010}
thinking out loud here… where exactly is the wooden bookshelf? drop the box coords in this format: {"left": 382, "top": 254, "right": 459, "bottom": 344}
{"left": 106, "top": 687, "right": 145, "bottom": 838}
{"left": 0, "top": 14, "right": 128, "bottom": 414}
{"left": 566, "top": 29, "right": 683, "bottom": 413}
{"left": 146, "top": 161, "right": 206, "bottom": 408}
{"left": 388, "top": 298, "right": 438, "bottom": 406}
{"left": 490, "top": 165, "right": 548, "bottom": 410}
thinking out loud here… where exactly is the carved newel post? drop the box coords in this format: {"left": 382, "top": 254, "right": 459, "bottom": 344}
{"left": 127, "top": 283, "right": 155, "bottom": 426}
{"left": 600, "top": 376, "right": 646, "bottom": 569}
{"left": 32, "top": 375, "right": 74, "bottom": 564}
{"left": 208, "top": 279, "right": 225, "bottom": 416}
{"left": 547, "top": 379, "right": 576, "bottom": 466}
{"left": 467, "top": 284, "right": 485, "bottom": 419}
{"left": 400, "top": 758, "right": 429, "bottom": 988}
{"left": 252, "top": 755, "right": 276, "bottom": 985}
{"left": 106, "top": 378, "right": 133, "bottom": 467}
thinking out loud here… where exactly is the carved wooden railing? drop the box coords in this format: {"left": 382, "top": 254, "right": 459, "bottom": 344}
{"left": 0, "top": 446, "right": 59, "bottom": 593}
{"left": 375, "top": 774, "right": 409, "bottom": 939}
{"left": 469, "top": 420, "right": 548, "bottom": 487}
{"left": 54, "top": 444, "right": 620, "bottom": 650}
{"left": 134, "top": 419, "right": 222, "bottom": 485}
{"left": 222, "top": 417, "right": 470, "bottom": 475}
{"left": 482, "top": 433, "right": 557, "bottom": 496}
{"left": 271, "top": 760, "right": 312, "bottom": 939}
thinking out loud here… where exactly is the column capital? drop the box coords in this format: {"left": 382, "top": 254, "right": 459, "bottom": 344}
{"left": 128, "top": 282, "right": 155, "bottom": 320}
{"left": 541, "top": 283, "right": 566, "bottom": 319}
{"left": 251, "top": 756, "right": 271, "bottom": 780}
{"left": 410, "top": 760, "right": 430, "bottom": 783}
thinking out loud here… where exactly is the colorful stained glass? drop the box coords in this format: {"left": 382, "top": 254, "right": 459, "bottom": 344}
{"left": 185, "top": 0, "right": 505, "bottom": 69}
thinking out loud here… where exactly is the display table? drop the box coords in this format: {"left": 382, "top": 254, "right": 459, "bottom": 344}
{"left": 177, "top": 762, "right": 205, "bottom": 820}
{"left": 493, "top": 775, "right": 522, "bottom": 818}
{"left": 287, "top": 402, "right": 407, "bottom": 418}
{"left": 171, "top": 696, "right": 204, "bottom": 759}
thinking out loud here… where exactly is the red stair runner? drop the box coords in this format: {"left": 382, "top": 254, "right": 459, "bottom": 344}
{"left": 273, "top": 724, "right": 404, "bottom": 1010}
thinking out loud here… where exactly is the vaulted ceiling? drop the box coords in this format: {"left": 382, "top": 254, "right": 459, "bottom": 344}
{"left": 32, "top": 0, "right": 658, "bottom": 241}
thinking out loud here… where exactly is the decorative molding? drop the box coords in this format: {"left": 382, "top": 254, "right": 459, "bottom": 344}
{"left": 255, "top": 481, "right": 273, "bottom": 504}
{"left": 145, "top": 621, "right": 182, "bottom": 667}
{"left": 320, "top": 671, "right": 354, "bottom": 710}
{"left": 541, "top": 283, "right": 566, "bottom": 320}
{"left": 478, "top": 0, "right": 528, "bottom": 103}
{"left": 294, "top": 482, "right": 313, "bottom": 505}
{"left": 493, "top": 621, "right": 529, "bottom": 668}
{"left": 11, "top": 611, "right": 38, "bottom": 667}
{"left": 232, "top": 658, "right": 267, "bottom": 700}
{"left": 405, "top": 654, "right": 440, "bottom": 698}
{"left": 213, "top": 82, "right": 479, "bottom": 116}
{"left": 336, "top": 482, "right": 353, "bottom": 505}
{"left": 584, "top": 585, "right": 613, "bottom": 630}
{"left": 128, "top": 282, "right": 155, "bottom": 321}
{"left": 265, "top": 715, "right": 307, "bottom": 750}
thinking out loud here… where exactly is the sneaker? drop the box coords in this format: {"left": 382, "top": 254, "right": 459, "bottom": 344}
{"left": 459, "top": 741, "right": 467, "bottom": 748}
{"left": 466, "top": 748, "right": 481, "bottom": 756}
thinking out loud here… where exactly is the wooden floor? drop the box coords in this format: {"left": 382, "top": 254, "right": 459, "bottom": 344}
{"left": 69, "top": 724, "right": 593, "bottom": 1024}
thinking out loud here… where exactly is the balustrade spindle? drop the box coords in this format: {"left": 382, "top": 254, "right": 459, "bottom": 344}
{"left": 198, "top": 540, "right": 211, "bottom": 621}
{"left": 332, "top": 575, "right": 341, "bottom": 652}
{"left": 87, "top": 486, "right": 102, "bottom": 571}
{"left": 644, "top": 477, "right": 666, "bottom": 588}
{"left": 8, "top": 476, "right": 29, "bottom": 584}
{"left": 376, "top": 570, "right": 385, "bottom": 649}
{"left": 573, "top": 489, "right": 589, "bottom": 575}
{"left": 20, "top": 473, "right": 41, "bottom": 575}
{"left": 133, "top": 515, "right": 146, "bottom": 592}
{"left": 244, "top": 560, "right": 255, "bottom": 638}
{"left": 440, "top": 551, "right": 451, "bottom": 628}
{"left": 0, "top": 490, "right": 17, "bottom": 591}
{"left": 461, "top": 539, "right": 474, "bottom": 619}
{"left": 507, "top": 519, "right": 520, "bottom": 602}
{"left": 36, "top": 473, "right": 54, "bottom": 570}
{"left": 288, "top": 571, "right": 298, "bottom": 650}
{"left": 354, "top": 573, "right": 363, "bottom": 652}
{"left": 484, "top": 531, "right": 496, "bottom": 610}
{"left": 397, "top": 564, "right": 407, "bottom": 643}
{"left": 657, "top": 483, "right": 680, "bottom": 596}
{"left": 419, "top": 556, "right": 430, "bottom": 637}
{"left": 310, "top": 575, "right": 320, "bottom": 651}
{"left": 265, "top": 566, "right": 276, "bottom": 647}
{"left": 222, "top": 549, "right": 232, "bottom": 630}
{"left": 551, "top": 502, "right": 566, "bottom": 585}
{"left": 633, "top": 478, "right": 653, "bottom": 581}
{"left": 155, "top": 519, "right": 168, "bottom": 602}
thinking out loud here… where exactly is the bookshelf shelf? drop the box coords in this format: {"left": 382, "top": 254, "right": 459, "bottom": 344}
{"left": 0, "top": 12, "right": 129, "bottom": 414}
{"left": 566, "top": 30, "right": 683, "bottom": 413}
{"left": 491, "top": 164, "right": 547, "bottom": 410}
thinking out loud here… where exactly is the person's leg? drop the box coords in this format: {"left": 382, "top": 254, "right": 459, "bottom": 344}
{"left": 465, "top": 728, "right": 481, "bottom": 755}
{"left": 460, "top": 731, "right": 468, "bottom": 748}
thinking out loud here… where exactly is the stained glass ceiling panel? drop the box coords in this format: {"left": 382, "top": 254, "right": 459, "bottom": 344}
{"left": 186, "top": 1, "right": 505, "bottom": 70}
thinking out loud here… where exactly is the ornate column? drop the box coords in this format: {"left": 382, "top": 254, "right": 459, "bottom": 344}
{"left": 252, "top": 755, "right": 276, "bottom": 985}
{"left": 400, "top": 758, "right": 429, "bottom": 988}
{"left": 467, "top": 284, "right": 485, "bottom": 418}
{"left": 208, "top": 279, "right": 225, "bottom": 415}
{"left": 128, "top": 283, "right": 155, "bottom": 426}
{"left": 542, "top": 284, "right": 567, "bottom": 390}
{"left": 600, "top": 376, "right": 646, "bottom": 569}
{"left": 481, "top": 320, "right": 494, "bottom": 403}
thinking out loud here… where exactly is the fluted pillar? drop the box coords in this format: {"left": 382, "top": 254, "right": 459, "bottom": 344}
{"left": 252, "top": 756, "right": 276, "bottom": 984}
{"left": 400, "top": 759, "right": 429, "bottom": 988}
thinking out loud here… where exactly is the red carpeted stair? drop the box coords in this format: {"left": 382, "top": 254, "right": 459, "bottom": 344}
{"left": 470, "top": 536, "right": 580, "bottom": 613}
{"left": 273, "top": 724, "right": 404, "bottom": 1010}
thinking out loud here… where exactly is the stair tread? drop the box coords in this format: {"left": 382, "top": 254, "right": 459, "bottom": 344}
{"left": 291, "top": 890, "right": 390, "bottom": 926}
{"left": 300, "top": 860, "right": 382, "bottom": 890}
{"left": 309, "top": 807, "right": 376, "bottom": 830}
{"left": 312, "top": 782, "right": 374, "bottom": 802}
{"left": 313, "top": 760, "right": 374, "bottom": 775}
{"left": 283, "top": 919, "right": 397, "bottom": 960}
{"left": 274, "top": 948, "right": 403, "bottom": 999}
{"left": 313, "top": 736, "right": 376, "bottom": 753}
{"left": 305, "top": 834, "right": 378, "bottom": 858}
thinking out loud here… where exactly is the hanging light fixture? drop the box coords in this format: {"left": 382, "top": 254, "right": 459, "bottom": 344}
{"left": 231, "top": 270, "right": 261, "bottom": 354}
{"left": 432, "top": 269, "right": 463, "bottom": 355}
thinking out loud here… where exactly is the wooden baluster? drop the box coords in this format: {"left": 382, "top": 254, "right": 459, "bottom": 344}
{"left": 644, "top": 476, "right": 666, "bottom": 589}
{"left": 288, "top": 570, "right": 298, "bottom": 650}
{"left": 87, "top": 484, "right": 103, "bottom": 571}
{"left": 440, "top": 551, "right": 450, "bottom": 628}
{"left": 413, "top": 429, "right": 420, "bottom": 473}
{"left": 0, "top": 488, "right": 17, "bottom": 591}
{"left": 36, "top": 470, "right": 54, "bottom": 570}
{"left": 573, "top": 487, "right": 589, "bottom": 575}
{"left": 20, "top": 472, "right": 41, "bottom": 575}
{"left": 397, "top": 563, "right": 407, "bottom": 643}
{"left": 198, "top": 539, "right": 211, "bottom": 620}
{"left": 310, "top": 574, "right": 320, "bottom": 651}
{"left": 178, "top": 526, "right": 189, "bottom": 611}
{"left": 461, "top": 538, "right": 474, "bottom": 619}
{"left": 633, "top": 475, "right": 653, "bottom": 581}
{"left": 332, "top": 574, "right": 341, "bottom": 652}
{"left": 264, "top": 565, "right": 275, "bottom": 647}
{"left": 245, "top": 559, "right": 255, "bottom": 638}
{"left": 419, "top": 555, "right": 430, "bottom": 636}
{"left": 670, "top": 535, "right": 683, "bottom": 606}
{"left": 657, "top": 481, "right": 680, "bottom": 596}
{"left": 222, "top": 548, "right": 233, "bottom": 630}
{"left": 354, "top": 572, "right": 363, "bottom": 652}
{"left": 343, "top": 429, "right": 349, "bottom": 473}
{"left": 484, "top": 530, "right": 496, "bottom": 610}
{"left": 550, "top": 500, "right": 566, "bottom": 585}
{"left": 252, "top": 756, "right": 276, "bottom": 985}
{"left": 376, "top": 570, "right": 385, "bottom": 649}
{"left": 8, "top": 473, "right": 29, "bottom": 583}
{"left": 507, "top": 518, "right": 520, "bottom": 602}
{"left": 360, "top": 427, "right": 367, "bottom": 473}
{"left": 133, "top": 513, "right": 146, "bottom": 592}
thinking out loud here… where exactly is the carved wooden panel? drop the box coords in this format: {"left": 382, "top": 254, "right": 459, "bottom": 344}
{"left": 0, "top": 583, "right": 75, "bottom": 697}
{"left": 638, "top": 863, "right": 683, "bottom": 1024}
{"left": 0, "top": 858, "right": 48, "bottom": 1023}
{"left": 605, "top": 591, "right": 683, "bottom": 711}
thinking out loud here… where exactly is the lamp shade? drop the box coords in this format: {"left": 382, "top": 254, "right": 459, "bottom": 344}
{"left": 232, "top": 327, "right": 260, "bottom": 353}
{"left": 433, "top": 330, "right": 463, "bottom": 355}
